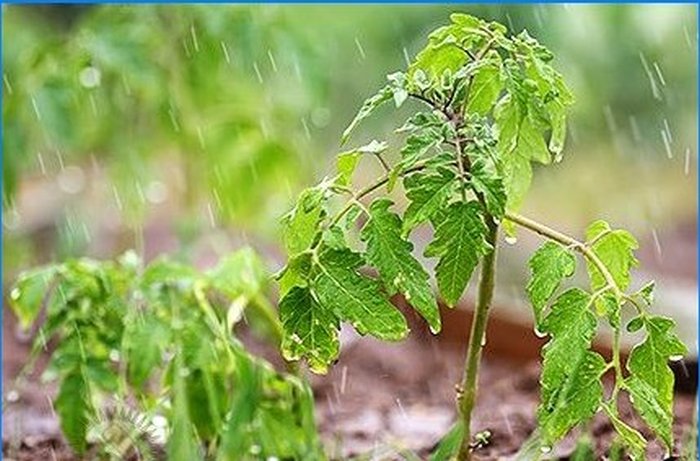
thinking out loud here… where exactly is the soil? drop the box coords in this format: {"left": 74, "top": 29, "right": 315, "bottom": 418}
{"left": 3, "top": 309, "right": 697, "bottom": 460}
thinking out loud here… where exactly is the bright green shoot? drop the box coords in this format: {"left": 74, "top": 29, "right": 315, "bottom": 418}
{"left": 278, "top": 13, "right": 686, "bottom": 459}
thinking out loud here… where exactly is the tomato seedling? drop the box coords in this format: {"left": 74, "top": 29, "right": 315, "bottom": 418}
{"left": 278, "top": 13, "right": 686, "bottom": 460}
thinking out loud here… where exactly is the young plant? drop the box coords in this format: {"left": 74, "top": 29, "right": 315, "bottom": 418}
{"left": 8, "top": 248, "right": 324, "bottom": 460}
{"left": 278, "top": 13, "right": 686, "bottom": 459}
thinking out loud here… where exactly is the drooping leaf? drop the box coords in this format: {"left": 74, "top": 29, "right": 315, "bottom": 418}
{"left": 465, "top": 53, "right": 503, "bottom": 115}
{"left": 342, "top": 85, "right": 394, "bottom": 144}
{"left": 626, "top": 315, "right": 687, "bottom": 449}
{"left": 468, "top": 158, "right": 507, "bottom": 218}
{"left": 603, "top": 404, "right": 647, "bottom": 461}
{"left": 424, "top": 201, "right": 492, "bottom": 306}
{"left": 55, "top": 366, "right": 90, "bottom": 454}
{"left": 403, "top": 167, "right": 457, "bottom": 234}
{"left": 313, "top": 247, "right": 408, "bottom": 340}
{"left": 526, "top": 242, "right": 576, "bottom": 326}
{"left": 538, "top": 289, "right": 604, "bottom": 444}
{"left": 282, "top": 187, "right": 326, "bottom": 256}
{"left": 9, "top": 265, "right": 57, "bottom": 329}
{"left": 279, "top": 287, "right": 340, "bottom": 374}
{"left": 361, "top": 198, "right": 440, "bottom": 333}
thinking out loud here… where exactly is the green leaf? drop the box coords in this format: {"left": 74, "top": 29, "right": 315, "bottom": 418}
{"left": 55, "top": 366, "right": 90, "bottom": 454}
{"left": 342, "top": 85, "right": 394, "bottom": 144}
{"left": 403, "top": 167, "right": 457, "bottom": 234}
{"left": 538, "top": 289, "right": 604, "bottom": 444}
{"left": 336, "top": 150, "right": 361, "bottom": 187}
{"left": 468, "top": 158, "right": 507, "bottom": 218}
{"left": 636, "top": 281, "right": 655, "bottom": 306}
{"left": 465, "top": 55, "right": 503, "bottom": 115}
{"left": 9, "top": 266, "right": 57, "bottom": 329}
{"left": 626, "top": 315, "right": 686, "bottom": 448}
{"left": 361, "top": 198, "right": 441, "bottom": 333}
{"left": 539, "top": 350, "right": 606, "bottom": 445}
{"left": 313, "top": 247, "right": 408, "bottom": 340}
{"left": 585, "top": 220, "right": 639, "bottom": 292}
{"left": 277, "top": 253, "right": 312, "bottom": 298}
{"left": 429, "top": 421, "right": 464, "bottom": 461}
{"left": 399, "top": 132, "right": 442, "bottom": 170}
{"left": 603, "top": 404, "right": 647, "bottom": 461}
{"left": 424, "top": 201, "right": 492, "bottom": 306}
{"left": 279, "top": 287, "right": 340, "bottom": 374}
{"left": 282, "top": 187, "right": 326, "bottom": 256}
{"left": 168, "top": 354, "right": 202, "bottom": 461}
{"left": 626, "top": 376, "right": 674, "bottom": 450}
{"left": 208, "top": 247, "right": 268, "bottom": 299}
{"left": 526, "top": 242, "right": 576, "bottom": 327}
{"left": 125, "top": 316, "right": 170, "bottom": 389}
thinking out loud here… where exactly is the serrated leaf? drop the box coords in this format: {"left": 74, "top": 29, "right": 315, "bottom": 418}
{"left": 539, "top": 350, "right": 605, "bottom": 445}
{"left": 361, "top": 199, "right": 441, "bottom": 333}
{"left": 282, "top": 187, "right": 325, "bottom": 256}
{"left": 424, "top": 201, "right": 492, "bottom": 306}
{"left": 342, "top": 85, "right": 394, "bottom": 144}
{"left": 403, "top": 168, "right": 457, "bottom": 234}
{"left": 336, "top": 150, "right": 361, "bottom": 187}
{"left": 313, "top": 247, "right": 408, "bottom": 340}
{"left": 538, "top": 289, "right": 604, "bottom": 444}
{"left": 279, "top": 287, "right": 339, "bottom": 374}
{"left": 526, "top": 242, "right": 576, "bottom": 326}
{"left": 9, "top": 266, "right": 57, "bottom": 329}
{"left": 585, "top": 220, "right": 639, "bottom": 319}
{"left": 277, "top": 253, "right": 312, "bottom": 298}
{"left": 626, "top": 376, "right": 674, "bottom": 450}
{"left": 469, "top": 158, "right": 507, "bottom": 218}
{"left": 603, "top": 404, "right": 647, "bottom": 461}
{"left": 465, "top": 57, "right": 503, "bottom": 115}
{"left": 399, "top": 132, "right": 442, "bottom": 170}
{"left": 626, "top": 315, "right": 686, "bottom": 448}
{"left": 55, "top": 366, "right": 90, "bottom": 454}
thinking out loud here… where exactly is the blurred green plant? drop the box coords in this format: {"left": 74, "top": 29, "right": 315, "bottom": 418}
{"left": 8, "top": 247, "right": 324, "bottom": 460}
{"left": 3, "top": 5, "right": 320, "bottom": 227}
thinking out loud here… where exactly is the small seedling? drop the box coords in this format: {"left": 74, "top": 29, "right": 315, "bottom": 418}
{"left": 9, "top": 249, "right": 324, "bottom": 460}
{"left": 278, "top": 13, "right": 686, "bottom": 460}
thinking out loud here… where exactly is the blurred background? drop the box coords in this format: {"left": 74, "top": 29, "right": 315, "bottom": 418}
{"left": 3, "top": 4, "right": 697, "bottom": 347}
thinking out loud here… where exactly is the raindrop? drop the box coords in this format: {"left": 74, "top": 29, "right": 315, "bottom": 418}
{"left": 639, "top": 52, "right": 662, "bottom": 101}
{"left": 534, "top": 328, "right": 546, "bottom": 339}
{"left": 628, "top": 116, "right": 641, "bottom": 144}
{"left": 250, "top": 445, "right": 262, "bottom": 455}
{"left": 683, "top": 25, "right": 693, "bottom": 49}
{"left": 220, "top": 41, "right": 231, "bottom": 65}
{"left": 79, "top": 66, "right": 101, "bottom": 89}
{"left": 480, "top": 334, "right": 487, "bottom": 347}
{"left": 650, "top": 228, "right": 662, "bottom": 259}
{"left": 661, "top": 129, "right": 673, "bottom": 159}
{"left": 3, "top": 73, "right": 13, "bottom": 95}
{"left": 663, "top": 118, "right": 673, "bottom": 144}
{"left": 207, "top": 202, "right": 216, "bottom": 227}
{"left": 505, "top": 13, "right": 514, "bottom": 32}
{"left": 684, "top": 147, "right": 691, "bottom": 176}
{"left": 267, "top": 49, "right": 278, "bottom": 73}
{"left": 112, "top": 186, "right": 123, "bottom": 211}
{"left": 505, "top": 236, "right": 517, "bottom": 245}
{"left": 340, "top": 366, "right": 348, "bottom": 394}
{"left": 6, "top": 390, "right": 19, "bottom": 403}
{"left": 196, "top": 125, "right": 206, "bottom": 150}
{"left": 57, "top": 166, "right": 86, "bottom": 195}
{"left": 354, "top": 37, "right": 366, "bottom": 60}
{"left": 540, "top": 445, "right": 552, "bottom": 454}
{"left": 190, "top": 24, "right": 200, "bottom": 53}
{"left": 10, "top": 287, "right": 20, "bottom": 301}
{"left": 253, "top": 62, "right": 264, "bottom": 84}
{"left": 109, "top": 349, "right": 120, "bottom": 362}
{"left": 653, "top": 62, "right": 666, "bottom": 86}
{"left": 603, "top": 105, "right": 617, "bottom": 133}
{"left": 301, "top": 117, "right": 311, "bottom": 140}
{"left": 36, "top": 152, "right": 47, "bottom": 175}
{"left": 179, "top": 367, "right": 190, "bottom": 378}
{"left": 395, "top": 398, "right": 408, "bottom": 420}
{"left": 30, "top": 95, "right": 42, "bottom": 121}
{"left": 669, "top": 355, "right": 684, "bottom": 362}
{"left": 402, "top": 46, "right": 411, "bottom": 66}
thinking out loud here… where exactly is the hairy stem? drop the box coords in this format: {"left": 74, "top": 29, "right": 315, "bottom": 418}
{"left": 457, "top": 221, "right": 498, "bottom": 461}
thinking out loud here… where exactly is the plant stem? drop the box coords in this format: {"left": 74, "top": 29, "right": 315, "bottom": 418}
{"left": 457, "top": 220, "right": 498, "bottom": 461}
